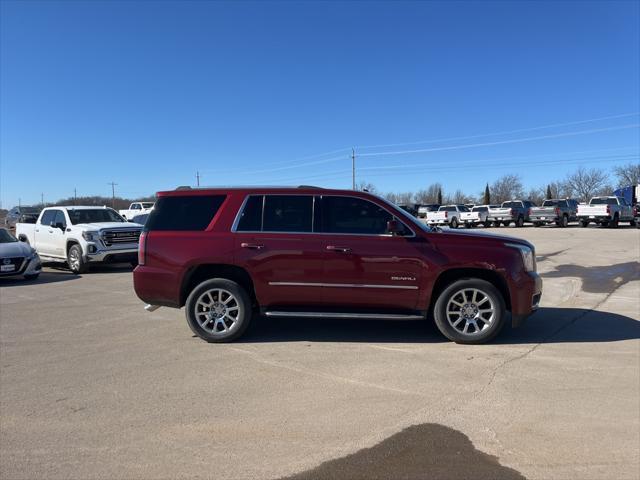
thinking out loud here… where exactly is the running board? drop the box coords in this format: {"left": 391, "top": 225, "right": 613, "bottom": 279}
{"left": 264, "top": 311, "right": 425, "bottom": 320}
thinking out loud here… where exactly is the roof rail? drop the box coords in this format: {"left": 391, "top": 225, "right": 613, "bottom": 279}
{"left": 297, "top": 185, "right": 322, "bottom": 189}
{"left": 175, "top": 186, "right": 192, "bottom": 190}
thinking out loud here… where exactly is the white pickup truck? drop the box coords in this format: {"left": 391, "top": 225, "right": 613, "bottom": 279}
{"left": 119, "top": 202, "right": 154, "bottom": 220}
{"left": 426, "top": 205, "right": 468, "bottom": 228}
{"left": 16, "top": 206, "right": 143, "bottom": 273}
{"left": 577, "top": 196, "right": 636, "bottom": 228}
{"left": 459, "top": 205, "right": 491, "bottom": 228}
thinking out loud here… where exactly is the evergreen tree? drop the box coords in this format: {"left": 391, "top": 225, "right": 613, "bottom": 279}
{"left": 546, "top": 184, "right": 552, "bottom": 199}
{"left": 483, "top": 184, "right": 490, "bottom": 204}
{"left": 437, "top": 187, "right": 443, "bottom": 205}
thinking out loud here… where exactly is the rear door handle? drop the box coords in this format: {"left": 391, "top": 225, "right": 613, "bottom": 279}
{"left": 241, "top": 242, "right": 264, "bottom": 250}
{"left": 326, "top": 245, "right": 352, "bottom": 253}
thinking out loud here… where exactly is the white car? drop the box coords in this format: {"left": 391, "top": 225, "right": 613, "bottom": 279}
{"left": 459, "top": 205, "right": 491, "bottom": 228}
{"left": 16, "top": 206, "right": 143, "bottom": 274}
{"left": 426, "top": 205, "right": 469, "bottom": 228}
{"left": 0, "top": 228, "right": 41, "bottom": 280}
{"left": 119, "top": 202, "right": 154, "bottom": 220}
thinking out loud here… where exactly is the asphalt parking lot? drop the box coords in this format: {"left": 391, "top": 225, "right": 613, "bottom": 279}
{"left": 1, "top": 226, "right": 639, "bottom": 480}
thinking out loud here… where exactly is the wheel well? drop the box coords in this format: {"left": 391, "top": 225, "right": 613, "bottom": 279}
{"left": 66, "top": 240, "right": 80, "bottom": 255}
{"left": 181, "top": 264, "right": 256, "bottom": 307}
{"left": 429, "top": 268, "right": 511, "bottom": 312}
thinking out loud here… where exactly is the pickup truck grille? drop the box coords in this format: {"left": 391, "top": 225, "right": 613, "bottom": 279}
{"left": 101, "top": 230, "right": 141, "bottom": 246}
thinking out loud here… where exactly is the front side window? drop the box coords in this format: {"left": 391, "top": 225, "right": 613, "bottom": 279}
{"left": 263, "top": 195, "right": 313, "bottom": 233}
{"left": 322, "top": 196, "right": 393, "bottom": 235}
{"left": 40, "top": 210, "right": 56, "bottom": 225}
{"left": 53, "top": 211, "right": 67, "bottom": 228}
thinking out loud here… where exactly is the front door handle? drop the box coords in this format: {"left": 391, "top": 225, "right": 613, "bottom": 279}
{"left": 326, "top": 245, "right": 352, "bottom": 253}
{"left": 241, "top": 242, "right": 264, "bottom": 250}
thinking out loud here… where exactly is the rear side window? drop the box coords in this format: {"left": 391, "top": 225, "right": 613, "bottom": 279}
{"left": 322, "top": 196, "right": 391, "bottom": 235}
{"left": 236, "top": 195, "right": 263, "bottom": 231}
{"left": 145, "top": 195, "right": 225, "bottom": 231}
{"left": 263, "top": 195, "right": 313, "bottom": 232}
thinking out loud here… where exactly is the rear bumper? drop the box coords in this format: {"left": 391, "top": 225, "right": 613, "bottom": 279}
{"left": 511, "top": 272, "right": 543, "bottom": 328}
{"left": 133, "top": 265, "right": 181, "bottom": 308}
{"left": 488, "top": 215, "right": 515, "bottom": 222}
{"left": 529, "top": 215, "right": 559, "bottom": 222}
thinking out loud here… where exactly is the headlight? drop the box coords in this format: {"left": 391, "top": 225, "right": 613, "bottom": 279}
{"left": 505, "top": 243, "right": 535, "bottom": 272}
{"left": 82, "top": 231, "right": 99, "bottom": 241}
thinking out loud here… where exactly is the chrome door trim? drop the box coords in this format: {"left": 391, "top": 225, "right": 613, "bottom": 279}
{"left": 268, "top": 281, "right": 418, "bottom": 290}
{"left": 264, "top": 311, "right": 425, "bottom": 320}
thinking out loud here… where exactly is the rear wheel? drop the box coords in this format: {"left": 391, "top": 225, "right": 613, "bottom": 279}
{"left": 580, "top": 219, "right": 589, "bottom": 228}
{"left": 493, "top": 221, "right": 501, "bottom": 228}
{"left": 534, "top": 222, "right": 542, "bottom": 227}
{"left": 185, "top": 278, "right": 252, "bottom": 343}
{"left": 515, "top": 216, "right": 524, "bottom": 228}
{"left": 484, "top": 220, "right": 491, "bottom": 228}
{"left": 559, "top": 215, "right": 569, "bottom": 228}
{"left": 609, "top": 214, "right": 619, "bottom": 228}
{"left": 450, "top": 218, "right": 459, "bottom": 229}
{"left": 433, "top": 279, "right": 506, "bottom": 344}
{"left": 67, "top": 244, "right": 87, "bottom": 274}
{"left": 502, "top": 221, "right": 510, "bottom": 227}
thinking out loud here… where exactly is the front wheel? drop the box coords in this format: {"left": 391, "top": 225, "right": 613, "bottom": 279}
{"left": 433, "top": 279, "right": 506, "bottom": 344}
{"left": 67, "top": 244, "right": 88, "bottom": 274}
{"left": 185, "top": 278, "right": 253, "bottom": 343}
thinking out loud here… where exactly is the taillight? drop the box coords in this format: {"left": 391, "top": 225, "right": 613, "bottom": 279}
{"left": 138, "top": 231, "right": 147, "bottom": 265}
{"left": 444, "top": 211, "right": 448, "bottom": 218}
{"left": 527, "top": 208, "right": 532, "bottom": 216}
{"left": 555, "top": 207, "right": 560, "bottom": 216}
{"left": 606, "top": 205, "right": 611, "bottom": 215}
{"left": 510, "top": 209, "right": 515, "bottom": 216}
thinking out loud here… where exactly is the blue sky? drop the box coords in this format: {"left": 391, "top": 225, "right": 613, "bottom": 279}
{"left": 1, "top": 0, "right": 639, "bottom": 207}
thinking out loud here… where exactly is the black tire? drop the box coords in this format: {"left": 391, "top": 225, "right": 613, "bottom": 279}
{"left": 559, "top": 215, "right": 568, "bottom": 228}
{"left": 580, "top": 219, "right": 589, "bottom": 228}
{"left": 464, "top": 223, "right": 472, "bottom": 229}
{"left": 493, "top": 221, "right": 501, "bottom": 228}
{"left": 24, "top": 273, "right": 40, "bottom": 281}
{"left": 185, "top": 278, "right": 253, "bottom": 343}
{"left": 67, "top": 244, "right": 87, "bottom": 274}
{"left": 534, "top": 222, "right": 542, "bottom": 227}
{"left": 515, "top": 216, "right": 524, "bottom": 228}
{"left": 433, "top": 278, "right": 506, "bottom": 344}
{"left": 450, "top": 218, "right": 459, "bottom": 229}
{"left": 484, "top": 220, "right": 491, "bottom": 228}
{"left": 502, "top": 221, "right": 510, "bottom": 227}
{"left": 609, "top": 214, "right": 619, "bottom": 228}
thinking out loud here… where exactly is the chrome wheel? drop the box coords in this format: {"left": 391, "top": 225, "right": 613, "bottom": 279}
{"left": 69, "top": 249, "right": 81, "bottom": 271}
{"left": 194, "top": 288, "right": 241, "bottom": 335}
{"left": 446, "top": 288, "right": 495, "bottom": 336}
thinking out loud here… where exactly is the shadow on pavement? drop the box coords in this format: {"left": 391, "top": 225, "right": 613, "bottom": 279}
{"left": 0, "top": 270, "right": 79, "bottom": 288}
{"left": 541, "top": 262, "right": 639, "bottom": 294}
{"left": 281, "top": 423, "right": 525, "bottom": 480}
{"left": 240, "top": 307, "right": 639, "bottom": 344}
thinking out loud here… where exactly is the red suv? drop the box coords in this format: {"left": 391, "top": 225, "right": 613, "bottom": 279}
{"left": 134, "top": 186, "right": 542, "bottom": 344}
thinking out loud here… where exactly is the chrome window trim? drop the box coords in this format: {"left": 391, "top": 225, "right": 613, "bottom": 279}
{"left": 232, "top": 193, "right": 416, "bottom": 237}
{"left": 268, "top": 281, "right": 418, "bottom": 290}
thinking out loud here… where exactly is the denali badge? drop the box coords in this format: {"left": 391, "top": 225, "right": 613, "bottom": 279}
{"left": 391, "top": 276, "right": 416, "bottom": 281}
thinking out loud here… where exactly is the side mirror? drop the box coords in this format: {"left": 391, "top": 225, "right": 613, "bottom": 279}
{"left": 387, "top": 220, "right": 403, "bottom": 235}
{"left": 55, "top": 222, "right": 65, "bottom": 230}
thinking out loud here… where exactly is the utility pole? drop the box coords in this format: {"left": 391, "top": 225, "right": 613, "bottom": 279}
{"left": 41, "top": 193, "right": 44, "bottom": 206}
{"left": 196, "top": 171, "right": 201, "bottom": 187}
{"left": 18, "top": 198, "right": 21, "bottom": 208}
{"left": 74, "top": 188, "right": 77, "bottom": 205}
{"left": 107, "top": 182, "right": 118, "bottom": 208}
{"left": 351, "top": 148, "right": 356, "bottom": 190}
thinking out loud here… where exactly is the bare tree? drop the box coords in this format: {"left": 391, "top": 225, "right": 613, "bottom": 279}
{"left": 613, "top": 163, "right": 640, "bottom": 187}
{"left": 356, "top": 181, "right": 378, "bottom": 194}
{"left": 564, "top": 167, "right": 610, "bottom": 202}
{"left": 414, "top": 183, "right": 442, "bottom": 204}
{"left": 395, "top": 192, "right": 415, "bottom": 205}
{"left": 527, "top": 188, "right": 544, "bottom": 206}
{"left": 490, "top": 174, "right": 524, "bottom": 204}
{"left": 384, "top": 192, "right": 398, "bottom": 204}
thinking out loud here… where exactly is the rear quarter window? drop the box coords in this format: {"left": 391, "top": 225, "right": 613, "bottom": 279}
{"left": 145, "top": 195, "right": 226, "bottom": 231}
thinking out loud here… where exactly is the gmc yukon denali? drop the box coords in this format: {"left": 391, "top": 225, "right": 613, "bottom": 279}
{"left": 134, "top": 187, "right": 542, "bottom": 344}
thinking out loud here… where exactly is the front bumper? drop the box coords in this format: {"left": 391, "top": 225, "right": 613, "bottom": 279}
{"left": 85, "top": 246, "right": 138, "bottom": 263}
{"left": 511, "top": 272, "right": 543, "bottom": 328}
{"left": 0, "top": 255, "right": 42, "bottom": 279}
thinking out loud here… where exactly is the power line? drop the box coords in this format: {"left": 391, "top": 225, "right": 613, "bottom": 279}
{"left": 357, "top": 124, "right": 640, "bottom": 158}
{"left": 355, "top": 112, "right": 640, "bottom": 150}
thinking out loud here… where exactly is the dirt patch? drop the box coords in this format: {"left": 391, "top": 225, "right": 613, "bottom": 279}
{"left": 282, "top": 423, "right": 525, "bottom": 480}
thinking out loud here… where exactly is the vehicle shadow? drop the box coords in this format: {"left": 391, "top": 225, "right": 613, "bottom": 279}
{"left": 0, "top": 270, "right": 78, "bottom": 287}
{"left": 239, "top": 307, "right": 640, "bottom": 344}
{"left": 43, "top": 262, "right": 134, "bottom": 275}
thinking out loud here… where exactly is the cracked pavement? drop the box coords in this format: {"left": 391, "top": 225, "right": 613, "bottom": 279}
{"left": 1, "top": 226, "right": 639, "bottom": 479}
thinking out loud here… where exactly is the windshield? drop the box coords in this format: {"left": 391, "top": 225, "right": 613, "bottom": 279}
{"left": 502, "top": 201, "right": 522, "bottom": 208}
{"left": 542, "top": 200, "right": 558, "bottom": 207}
{"left": 141, "top": 202, "right": 154, "bottom": 209}
{"left": 67, "top": 208, "right": 125, "bottom": 225}
{"left": 472, "top": 207, "right": 487, "bottom": 212}
{"left": 0, "top": 229, "right": 17, "bottom": 243}
{"left": 590, "top": 198, "right": 618, "bottom": 205}
{"left": 458, "top": 206, "right": 470, "bottom": 212}
{"left": 20, "top": 207, "right": 39, "bottom": 214}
